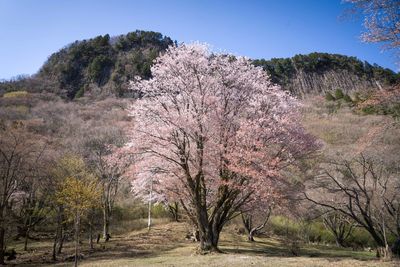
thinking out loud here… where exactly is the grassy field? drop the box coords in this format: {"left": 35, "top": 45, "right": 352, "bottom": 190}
{"left": 6, "top": 220, "right": 398, "bottom": 267}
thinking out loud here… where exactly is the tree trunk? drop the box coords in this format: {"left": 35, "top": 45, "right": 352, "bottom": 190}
{"left": 23, "top": 227, "right": 30, "bottom": 251}
{"left": 241, "top": 214, "right": 254, "bottom": 241}
{"left": 335, "top": 237, "right": 345, "bottom": 248}
{"left": 0, "top": 227, "right": 5, "bottom": 265}
{"left": 392, "top": 236, "right": 400, "bottom": 256}
{"left": 197, "top": 210, "right": 221, "bottom": 252}
{"left": 58, "top": 233, "right": 65, "bottom": 255}
{"left": 52, "top": 228, "right": 58, "bottom": 261}
{"left": 89, "top": 224, "right": 93, "bottom": 250}
{"left": 168, "top": 202, "right": 180, "bottom": 222}
{"left": 377, "top": 246, "right": 392, "bottom": 260}
{"left": 96, "top": 234, "right": 101, "bottom": 244}
{"left": 147, "top": 177, "right": 153, "bottom": 231}
{"left": 103, "top": 205, "right": 110, "bottom": 241}
{"left": 199, "top": 230, "right": 220, "bottom": 252}
{"left": 57, "top": 206, "right": 65, "bottom": 255}
{"left": 248, "top": 231, "right": 255, "bottom": 242}
{"left": 74, "top": 213, "right": 80, "bottom": 267}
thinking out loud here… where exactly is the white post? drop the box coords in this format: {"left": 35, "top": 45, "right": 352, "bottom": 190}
{"left": 147, "top": 176, "right": 153, "bottom": 231}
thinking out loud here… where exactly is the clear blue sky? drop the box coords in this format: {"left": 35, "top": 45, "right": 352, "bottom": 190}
{"left": 0, "top": 0, "right": 397, "bottom": 80}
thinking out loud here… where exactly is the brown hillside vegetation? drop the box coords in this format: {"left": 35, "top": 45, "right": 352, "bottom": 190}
{"left": 302, "top": 95, "right": 400, "bottom": 165}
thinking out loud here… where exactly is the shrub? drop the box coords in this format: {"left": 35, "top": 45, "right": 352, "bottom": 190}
{"left": 334, "top": 89, "right": 344, "bottom": 99}
{"left": 74, "top": 86, "right": 85, "bottom": 99}
{"left": 325, "top": 92, "right": 335, "bottom": 101}
{"left": 361, "top": 105, "right": 377, "bottom": 115}
{"left": 343, "top": 94, "right": 353, "bottom": 103}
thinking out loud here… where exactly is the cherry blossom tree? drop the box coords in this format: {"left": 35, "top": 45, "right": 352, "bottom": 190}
{"left": 128, "top": 43, "right": 317, "bottom": 252}
{"left": 345, "top": 0, "right": 400, "bottom": 62}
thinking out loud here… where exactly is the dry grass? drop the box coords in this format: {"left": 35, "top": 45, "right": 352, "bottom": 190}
{"left": 301, "top": 96, "right": 400, "bottom": 165}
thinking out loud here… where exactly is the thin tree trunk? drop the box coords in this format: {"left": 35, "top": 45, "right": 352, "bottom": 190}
{"left": 0, "top": 226, "right": 5, "bottom": 265}
{"left": 23, "top": 227, "right": 30, "bottom": 251}
{"left": 58, "top": 232, "right": 65, "bottom": 255}
{"left": 96, "top": 234, "right": 101, "bottom": 244}
{"left": 52, "top": 228, "right": 58, "bottom": 261}
{"left": 168, "top": 202, "right": 179, "bottom": 222}
{"left": 148, "top": 177, "right": 153, "bottom": 231}
{"left": 248, "top": 230, "right": 255, "bottom": 242}
{"left": 89, "top": 224, "right": 93, "bottom": 250}
{"left": 103, "top": 206, "right": 110, "bottom": 241}
{"left": 57, "top": 206, "right": 65, "bottom": 255}
{"left": 74, "top": 213, "right": 80, "bottom": 267}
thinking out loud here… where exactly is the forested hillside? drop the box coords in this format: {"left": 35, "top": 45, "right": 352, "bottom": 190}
{"left": 0, "top": 30, "right": 174, "bottom": 99}
{"left": 253, "top": 53, "right": 399, "bottom": 96}
{"left": 1, "top": 31, "right": 398, "bottom": 99}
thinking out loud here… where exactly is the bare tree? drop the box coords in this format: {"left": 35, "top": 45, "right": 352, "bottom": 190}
{"left": 84, "top": 128, "right": 131, "bottom": 241}
{"left": 241, "top": 207, "right": 272, "bottom": 242}
{"left": 305, "top": 155, "right": 400, "bottom": 258}
{"left": 322, "top": 212, "right": 356, "bottom": 247}
{"left": 0, "top": 122, "right": 44, "bottom": 264}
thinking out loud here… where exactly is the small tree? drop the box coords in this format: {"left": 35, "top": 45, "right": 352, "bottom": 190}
{"left": 322, "top": 212, "right": 356, "bottom": 247}
{"left": 240, "top": 180, "right": 285, "bottom": 242}
{"left": 55, "top": 161, "right": 100, "bottom": 267}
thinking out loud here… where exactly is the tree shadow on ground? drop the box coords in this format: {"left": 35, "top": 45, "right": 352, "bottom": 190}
{"left": 12, "top": 223, "right": 191, "bottom": 266}
{"left": 221, "top": 239, "right": 376, "bottom": 262}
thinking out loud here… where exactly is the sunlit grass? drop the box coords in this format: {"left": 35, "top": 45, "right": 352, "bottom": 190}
{"left": 3, "top": 90, "right": 29, "bottom": 98}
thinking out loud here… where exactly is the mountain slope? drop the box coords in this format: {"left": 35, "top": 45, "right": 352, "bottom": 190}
{"left": 37, "top": 30, "right": 174, "bottom": 99}
{"left": 1, "top": 31, "right": 398, "bottom": 99}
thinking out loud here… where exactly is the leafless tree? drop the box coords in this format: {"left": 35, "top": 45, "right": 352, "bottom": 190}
{"left": 0, "top": 122, "right": 45, "bottom": 264}
{"left": 305, "top": 155, "right": 400, "bottom": 258}
{"left": 241, "top": 207, "right": 272, "bottom": 242}
{"left": 322, "top": 212, "right": 356, "bottom": 247}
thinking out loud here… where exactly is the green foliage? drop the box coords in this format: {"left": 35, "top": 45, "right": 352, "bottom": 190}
{"left": 88, "top": 55, "right": 113, "bottom": 85}
{"left": 268, "top": 216, "right": 376, "bottom": 247}
{"left": 362, "top": 103, "right": 400, "bottom": 118}
{"left": 113, "top": 202, "right": 169, "bottom": 221}
{"left": 346, "top": 228, "right": 376, "bottom": 248}
{"left": 151, "top": 204, "right": 170, "bottom": 218}
{"left": 37, "top": 30, "right": 174, "bottom": 99}
{"left": 268, "top": 216, "right": 333, "bottom": 243}
{"left": 334, "top": 89, "right": 344, "bottom": 99}
{"left": 74, "top": 86, "right": 85, "bottom": 99}
{"left": 253, "top": 53, "right": 399, "bottom": 90}
{"left": 343, "top": 94, "right": 353, "bottom": 103}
